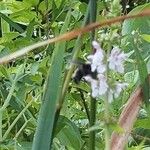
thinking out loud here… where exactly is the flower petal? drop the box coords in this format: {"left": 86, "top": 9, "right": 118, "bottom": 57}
{"left": 108, "top": 47, "right": 128, "bottom": 73}
{"left": 97, "top": 74, "right": 108, "bottom": 95}
{"left": 114, "top": 82, "right": 128, "bottom": 98}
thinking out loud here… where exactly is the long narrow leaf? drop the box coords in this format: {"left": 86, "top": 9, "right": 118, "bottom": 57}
{"left": 0, "top": 4, "right": 10, "bottom": 34}
{"left": 133, "top": 40, "right": 149, "bottom": 105}
{"left": 0, "top": 12, "right": 24, "bottom": 33}
{"left": 32, "top": 11, "right": 71, "bottom": 150}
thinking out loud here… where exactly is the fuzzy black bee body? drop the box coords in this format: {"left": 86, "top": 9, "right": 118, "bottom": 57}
{"left": 73, "top": 63, "right": 97, "bottom": 84}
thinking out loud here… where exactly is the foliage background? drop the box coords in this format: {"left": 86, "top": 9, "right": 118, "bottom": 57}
{"left": 0, "top": 0, "right": 150, "bottom": 150}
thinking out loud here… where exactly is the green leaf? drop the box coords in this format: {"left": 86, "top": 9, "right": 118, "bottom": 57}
{"left": 124, "top": 70, "right": 139, "bottom": 86}
{"left": 143, "top": 147, "right": 150, "bottom": 150}
{"left": 0, "top": 32, "right": 20, "bottom": 44}
{"left": 56, "top": 116, "right": 83, "bottom": 150}
{"left": 122, "top": 3, "right": 150, "bottom": 105}
{"left": 23, "top": 0, "right": 39, "bottom": 6}
{"left": 30, "top": 62, "right": 39, "bottom": 75}
{"left": 147, "top": 59, "right": 150, "bottom": 73}
{"left": 0, "top": 37, "right": 35, "bottom": 58}
{"left": 133, "top": 40, "right": 149, "bottom": 105}
{"left": 79, "top": 2, "right": 88, "bottom": 14}
{"left": 135, "top": 119, "right": 150, "bottom": 129}
{"left": 26, "top": 19, "right": 37, "bottom": 38}
{"left": 0, "top": 65, "right": 9, "bottom": 78}
{"left": 0, "top": 12, "right": 24, "bottom": 33}
{"left": 0, "top": 45, "right": 5, "bottom": 52}
{"left": 38, "top": 0, "right": 52, "bottom": 13}
{"left": 110, "top": 124, "right": 124, "bottom": 134}
{"left": 10, "top": 10, "right": 37, "bottom": 24}
{"left": 32, "top": 11, "right": 71, "bottom": 150}
{"left": 30, "top": 74, "right": 42, "bottom": 85}
{"left": 16, "top": 142, "right": 32, "bottom": 150}
{"left": 6, "top": 1, "right": 31, "bottom": 13}
{"left": 57, "top": 124, "right": 83, "bottom": 150}
{"left": 122, "top": 3, "right": 150, "bottom": 58}
{"left": 141, "top": 34, "right": 150, "bottom": 43}
{"left": 54, "top": 0, "right": 63, "bottom": 9}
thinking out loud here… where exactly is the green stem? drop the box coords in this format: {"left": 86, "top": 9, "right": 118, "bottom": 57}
{"left": 0, "top": 78, "right": 16, "bottom": 142}
{"left": 3, "top": 99, "right": 33, "bottom": 140}
{"left": 89, "top": 98, "right": 96, "bottom": 150}
{"left": 104, "top": 95, "right": 110, "bottom": 150}
{"left": 89, "top": 0, "right": 97, "bottom": 150}
{"left": 79, "top": 89, "right": 90, "bottom": 121}
{"left": 0, "top": 66, "right": 23, "bottom": 142}
{"left": 13, "top": 119, "right": 30, "bottom": 140}
{"left": 1, "top": 65, "right": 23, "bottom": 111}
{"left": 0, "top": 110, "right": 2, "bottom": 142}
{"left": 104, "top": 42, "right": 112, "bottom": 150}
{"left": 55, "top": 2, "right": 90, "bottom": 106}
{"left": 1, "top": 81, "right": 16, "bottom": 110}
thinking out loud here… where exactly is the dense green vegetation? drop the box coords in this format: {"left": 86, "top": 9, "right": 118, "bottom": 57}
{"left": 0, "top": 0, "right": 150, "bottom": 150}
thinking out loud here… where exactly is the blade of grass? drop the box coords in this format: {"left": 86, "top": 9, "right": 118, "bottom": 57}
{"left": 133, "top": 35, "right": 149, "bottom": 106}
{"left": 0, "top": 4, "right": 10, "bottom": 35}
{"left": 0, "top": 12, "right": 24, "bottom": 33}
{"left": 32, "top": 11, "right": 71, "bottom": 150}
{"left": 57, "top": 2, "right": 90, "bottom": 108}
{"left": 54, "top": 0, "right": 91, "bottom": 120}
{"left": 51, "top": 2, "right": 91, "bottom": 143}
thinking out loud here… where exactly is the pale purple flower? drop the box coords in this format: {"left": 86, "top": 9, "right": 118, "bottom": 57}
{"left": 92, "top": 41, "right": 103, "bottom": 52}
{"left": 84, "top": 74, "right": 108, "bottom": 98}
{"left": 114, "top": 82, "right": 128, "bottom": 98}
{"left": 87, "top": 41, "right": 106, "bottom": 73}
{"left": 108, "top": 89, "right": 114, "bottom": 103}
{"left": 107, "top": 82, "right": 128, "bottom": 102}
{"left": 91, "top": 82, "right": 99, "bottom": 97}
{"left": 80, "top": 41, "right": 129, "bottom": 101}
{"left": 96, "top": 64, "right": 106, "bottom": 74}
{"left": 84, "top": 76, "right": 99, "bottom": 98}
{"left": 108, "top": 47, "right": 128, "bottom": 73}
{"left": 97, "top": 74, "right": 108, "bottom": 95}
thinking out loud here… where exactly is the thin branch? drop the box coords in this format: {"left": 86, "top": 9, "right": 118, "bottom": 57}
{"left": 0, "top": 9, "right": 150, "bottom": 64}
{"left": 79, "top": 89, "right": 90, "bottom": 121}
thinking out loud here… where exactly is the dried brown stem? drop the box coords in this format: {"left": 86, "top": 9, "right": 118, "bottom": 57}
{"left": 0, "top": 9, "right": 150, "bottom": 64}
{"left": 110, "top": 75, "right": 150, "bottom": 150}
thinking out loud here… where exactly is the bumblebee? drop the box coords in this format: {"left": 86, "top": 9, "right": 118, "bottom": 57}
{"left": 73, "top": 63, "right": 97, "bottom": 84}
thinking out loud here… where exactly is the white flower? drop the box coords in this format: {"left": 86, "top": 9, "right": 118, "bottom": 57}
{"left": 97, "top": 74, "right": 108, "bottom": 95}
{"left": 84, "top": 76, "right": 99, "bottom": 98}
{"left": 92, "top": 41, "right": 103, "bottom": 52}
{"left": 108, "top": 47, "right": 128, "bottom": 73}
{"left": 91, "top": 82, "right": 99, "bottom": 98}
{"left": 106, "top": 82, "right": 128, "bottom": 103}
{"left": 108, "top": 89, "right": 114, "bottom": 103}
{"left": 96, "top": 64, "right": 106, "bottom": 74}
{"left": 87, "top": 41, "right": 106, "bottom": 73}
{"left": 84, "top": 74, "right": 108, "bottom": 98}
{"left": 81, "top": 41, "right": 129, "bottom": 101}
{"left": 114, "top": 82, "right": 128, "bottom": 98}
